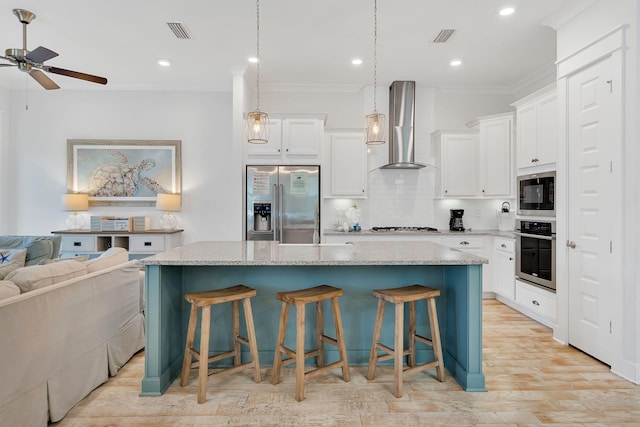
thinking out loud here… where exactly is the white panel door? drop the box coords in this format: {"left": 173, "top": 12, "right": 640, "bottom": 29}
{"left": 441, "top": 134, "right": 477, "bottom": 197}
{"left": 567, "top": 56, "right": 619, "bottom": 364}
{"left": 481, "top": 117, "right": 512, "bottom": 197}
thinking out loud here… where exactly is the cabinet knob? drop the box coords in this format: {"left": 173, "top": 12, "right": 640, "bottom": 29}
{"left": 509, "top": 257, "right": 513, "bottom": 261}
{"left": 286, "top": 148, "right": 289, "bottom": 152}
{"left": 278, "top": 149, "right": 281, "bottom": 153}
{"left": 482, "top": 189, "right": 485, "bottom": 193}
{"left": 445, "top": 190, "right": 448, "bottom": 194}
{"left": 501, "top": 243, "right": 506, "bottom": 248}
{"left": 532, "top": 300, "right": 540, "bottom": 306}
{"left": 362, "top": 189, "right": 365, "bottom": 193}
{"left": 531, "top": 158, "right": 536, "bottom": 163}
{"left": 460, "top": 241, "right": 470, "bottom": 245}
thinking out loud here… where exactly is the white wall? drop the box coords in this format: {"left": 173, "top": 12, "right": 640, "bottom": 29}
{"left": 4, "top": 89, "right": 239, "bottom": 244}
{"left": 0, "top": 89, "right": 8, "bottom": 233}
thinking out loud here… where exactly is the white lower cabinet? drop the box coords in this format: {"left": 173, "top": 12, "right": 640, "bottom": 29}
{"left": 514, "top": 280, "right": 556, "bottom": 327}
{"left": 492, "top": 237, "right": 515, "bottom": 300}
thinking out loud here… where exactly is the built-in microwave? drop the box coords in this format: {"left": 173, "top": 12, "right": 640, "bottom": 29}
{"left": 517, "top": 171, "right": 555, "bottom": 216}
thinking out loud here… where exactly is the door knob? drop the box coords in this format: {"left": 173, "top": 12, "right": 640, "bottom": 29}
{"left": 566, "top": 240, "right": 577, "bottom": 249}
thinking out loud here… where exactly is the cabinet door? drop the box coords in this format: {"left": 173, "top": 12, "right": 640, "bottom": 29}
{"left": 535, "top": 91, "right": 558, "bottom": 166}
{"left": 246, "top": 118, "right": 283, "bottom": 157}
{"left": 283, "top": 119, "right": 320, "bottom": 156}
{"left": 441, "top": 134, "right": 477, "bottom": 197}
{"left": 516, "top": 103, "right": 538, "bottom": 169}
{"left": 330, "top": 133, "right": 366, "bottom": 197}
{"left": 480, "top": 117, "right": 513, "bottom": 197}
{"left": 493, "top": 248, "right": 515, "bottom": 300}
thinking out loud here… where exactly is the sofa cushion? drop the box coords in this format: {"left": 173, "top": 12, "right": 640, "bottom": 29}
{"left": 0, "top": 248, "right": 28, "bottom": 267}
{"left": 5, "top": 260, "right": 88, "bottom": 293}
{"left": 38, "top": 254, "right": 90, "bottom": 265}
{"left": 0, "top": 260, "right": 21, "bottom": 280}
{"left": 84, "top": 247, "right": 129, "bottom": 274}
{"left": 0, "top": 236, "right": 60, "bottom": 266}
{"left": 0, "top": 280, "right": 20, "bottom": 300}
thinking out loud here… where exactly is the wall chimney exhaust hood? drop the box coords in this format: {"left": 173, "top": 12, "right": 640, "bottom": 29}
{"left": 380, "top": 80, "right": 427, "bottom": 169}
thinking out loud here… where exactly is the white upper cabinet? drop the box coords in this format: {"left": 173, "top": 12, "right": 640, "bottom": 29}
{"left": 433, "top": 112, "right": 514, "bottom": 199}
{"left": 326, "top": 132, "right": 367, "bottom": 198}
{"left": 471, "top": 113, "right": 515, "bottom": 198}
{"left": 246, "top": 116, "right": 324, "bottom": 164}
{"left": 433, "top": 130, "right": 478, "bottom": 197}
{"left": 512, "top": 85, "right": 557, "bottom": 170}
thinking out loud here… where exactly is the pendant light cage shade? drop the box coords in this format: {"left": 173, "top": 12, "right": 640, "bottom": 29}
{"left": 245, "top": 111, "right": 270, "bottom": 144}
{"left": 365, "top": 112, "right": 386, "bottom": 145}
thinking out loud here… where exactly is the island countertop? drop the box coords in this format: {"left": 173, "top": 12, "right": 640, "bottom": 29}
{"left": 139, "top": 240, "right": 488, "bottom": 266}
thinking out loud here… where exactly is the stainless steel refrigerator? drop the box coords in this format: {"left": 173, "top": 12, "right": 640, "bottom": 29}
{"left": 246, "top": 165, "right": 320, "bottom": 244}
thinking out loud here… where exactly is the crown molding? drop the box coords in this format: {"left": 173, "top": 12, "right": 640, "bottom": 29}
{"left": 436, "top": 85, "right": 512, "bottom": 95}
{"left": 262, "top": 82, "right": 364, "bottom": 93}
{"left": 542, "top": 0, "right": 599, "bottom": 30}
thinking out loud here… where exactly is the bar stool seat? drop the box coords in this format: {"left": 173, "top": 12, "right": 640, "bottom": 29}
{"left": 180, "top": 285, "right": 261, "bottom": 403}
{"left": 367, "top": 284, "right": 445, "bottom": 398}
{"left": 272, "top": 284, "right": 350, "bottom": 401}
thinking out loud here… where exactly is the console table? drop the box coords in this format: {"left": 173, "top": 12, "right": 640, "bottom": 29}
{"left": 51, "top": 229, "right": 183, "bottom": 260}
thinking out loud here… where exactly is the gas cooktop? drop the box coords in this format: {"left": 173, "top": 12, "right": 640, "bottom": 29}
{"left": 370, "top": 226, "right": 440, "bottom": 233}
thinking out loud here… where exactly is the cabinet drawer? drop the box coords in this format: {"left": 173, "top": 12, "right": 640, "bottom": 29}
{"left": 515, "top": 281, "right": 556, "bottom": 319}
{"left": 60, "top": 236, "right": 96, "bottom": 252}
{"left": 494, "top": 238, "right": 515, "bottom": 252}
{"left": 130, "top": 236, "right": 165, "bottom": 252}
{"left": 443, "top": 236, "right": 484, "bottom": 249}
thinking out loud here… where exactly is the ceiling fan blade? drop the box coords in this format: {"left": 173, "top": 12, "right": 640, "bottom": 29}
{"left": 46, "top": 66, "right": 107, "bottom": 85}
{"left": 25, "top": 46, "right": 59, "bottom": 63}
{"left": 29, "top": 69, "right": 60, "bottom": 90}
{"left": 0, "top": 64, "right": 16, "bottom": 67}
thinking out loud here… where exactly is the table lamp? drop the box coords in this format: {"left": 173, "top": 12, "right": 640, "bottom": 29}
{"left": 61, "top": 193, "right": 89, "bottom": 230}
{"left": 156, "top": 193, "right": 181, "bottom": 230}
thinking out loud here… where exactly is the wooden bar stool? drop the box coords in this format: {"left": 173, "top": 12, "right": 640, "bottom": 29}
{"left": 180, "top": 285, "right": 261, "bottom": 403}
{"left": 367, "top": 284, "right": 445, "bottom": 398}
{"left": 271, "top": 284, "right": 350, "bottom": 401}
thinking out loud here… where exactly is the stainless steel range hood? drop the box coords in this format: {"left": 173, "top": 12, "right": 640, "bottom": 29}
{"left": 381, "top": 80, "right": 426, "bottom": 169}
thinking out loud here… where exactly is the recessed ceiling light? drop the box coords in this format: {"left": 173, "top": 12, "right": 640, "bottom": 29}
{"left": 450, "top": 59, "right": 462, "bottom": 67}
{"left": 499, "top": 7, "right": 515, "bottom": 16}
{"left": 158, "top": 59, "right": 171, "bottom": 67}
{"left": 248, "top": 57, "right": 258, "bottom": 63}
{"left": 351, "top": 58, "right": 363, "bottom": 65}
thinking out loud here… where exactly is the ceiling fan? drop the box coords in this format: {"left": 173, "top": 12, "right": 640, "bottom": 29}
{"left": 0, "top": 9, "right": 107, "bottom": 90}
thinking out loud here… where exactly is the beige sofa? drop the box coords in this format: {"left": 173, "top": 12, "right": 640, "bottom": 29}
{"left": 0, "top": 247, "right": 145, "bottom": 426}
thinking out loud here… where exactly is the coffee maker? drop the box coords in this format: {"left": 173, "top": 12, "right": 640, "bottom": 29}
{"left": 449, "top": 209, "right": 465, "bottom": 231}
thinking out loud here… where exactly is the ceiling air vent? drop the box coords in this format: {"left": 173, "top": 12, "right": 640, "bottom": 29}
{"left": 167, "top": 22, "right": 192, "bottom": 39}
{"left": 432, "top": 29, "right": 456, "bottom": 43}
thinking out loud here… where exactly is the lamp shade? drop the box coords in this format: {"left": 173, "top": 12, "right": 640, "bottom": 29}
{"left": 61, "top": 193, "right": 89, "bottom": 212}
{"left": 156, "top": 193, "right": 181, "bottom": 212}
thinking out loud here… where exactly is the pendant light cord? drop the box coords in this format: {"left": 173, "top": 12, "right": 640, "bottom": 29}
{"left": 256, "top": 0, "right": 261, "bottom": 112}
{"left": 373, "top": 0, "right": 378, "bottom": 113}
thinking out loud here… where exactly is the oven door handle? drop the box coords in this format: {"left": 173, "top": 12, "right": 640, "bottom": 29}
{"left": 514, "top": 231, "right": 556, "bottom": 241}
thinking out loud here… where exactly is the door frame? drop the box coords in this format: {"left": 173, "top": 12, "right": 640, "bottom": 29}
{"left": 556, "top": 25, "right": 629, "bottom": 378}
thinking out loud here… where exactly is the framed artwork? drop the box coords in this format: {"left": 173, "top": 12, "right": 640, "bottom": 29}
{"left": 67, "top": 139, "right": 181, "bottom": 206}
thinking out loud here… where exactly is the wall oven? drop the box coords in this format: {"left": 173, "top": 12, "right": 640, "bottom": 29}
{"left": 517, "top": 171, "right": 555, "bottom": 216}
{"left": 515, "top": 219, "right": 556, "bottom": 292}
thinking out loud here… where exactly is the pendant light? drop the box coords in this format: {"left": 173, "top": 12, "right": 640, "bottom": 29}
{"left": 365, "top": 0, "right": 386, "bottom": 145}
{"left": 246, "top": 0, "right": 270, "bottom": 144}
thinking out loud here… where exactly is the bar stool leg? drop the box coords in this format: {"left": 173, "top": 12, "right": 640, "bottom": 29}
{"left": 295, "top": 303, "right": 306, "bottom": 401}
{"left": 408, "top": 301, "right": 417, "bottom": 368}
{"left": 393, "top": 302, "right": 404, "bottom": 398}
{"left": 198, "top": 306, "right": 211, "bottom": 404}
{"left": 232, "top": 300, "right": 241, "bottom": 366}
{"left": 180, "top": 303, "right": 199, "bottom": 387}
{"left": 242, "top": 297, "right": 262, "bottom": 383}
{"left": 272, "top": 301, "right": 289, "bottom": 385}
{"left": 316, "top": 300, "right": 324, "bottom": 368}
{"left": 331, "top": 296, "right": 350, "bottom": 382}
{"left": 427, "top": 297, "right": 445, "bottom": 382}
{"left": 367, "top": 298, "right": 385, "bottom": 380}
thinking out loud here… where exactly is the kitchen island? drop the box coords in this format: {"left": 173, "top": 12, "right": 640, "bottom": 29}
{"left": 140, "top": 240, "right": 487, "bottom": 395}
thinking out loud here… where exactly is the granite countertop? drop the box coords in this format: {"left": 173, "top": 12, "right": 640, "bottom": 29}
{"left": 140, "top": 240, "right": 487, "bottom": 267}
{"left": 324, "top": 228, "right": 516, "bottom": 239}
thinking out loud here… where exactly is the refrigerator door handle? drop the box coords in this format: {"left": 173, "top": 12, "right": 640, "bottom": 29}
{"left": 272, "top": 183, "right": 278, "bottom": 241}
{"left": 279, "top": 183, "right": 284, "bottom": 242}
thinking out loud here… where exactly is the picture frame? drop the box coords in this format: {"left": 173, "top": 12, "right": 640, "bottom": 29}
{"left": 67, "top": 139, "right": 181, "bottom": 206}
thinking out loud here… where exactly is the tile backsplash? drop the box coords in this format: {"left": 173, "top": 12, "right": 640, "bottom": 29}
{"left": 324, "top": 169, "right": 514, "bottom": 231}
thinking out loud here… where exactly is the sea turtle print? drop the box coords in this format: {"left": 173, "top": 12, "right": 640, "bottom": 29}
{"left": 89, "top": 150, "right": 168, "bottom": 197}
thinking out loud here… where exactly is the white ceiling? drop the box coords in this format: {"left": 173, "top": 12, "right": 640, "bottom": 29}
{"left": 0, "top": 0, "right": 575, "bottom": 93}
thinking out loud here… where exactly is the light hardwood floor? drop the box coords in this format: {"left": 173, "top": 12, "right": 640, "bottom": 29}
{"left": 53, "top": 299, "right": 640, "bottom": 426}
